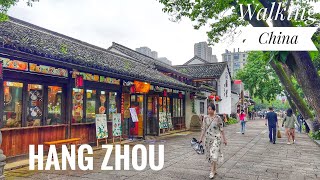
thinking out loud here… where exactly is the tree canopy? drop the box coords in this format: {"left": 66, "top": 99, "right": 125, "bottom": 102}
{"left": 0, "top": 0, "right": 38, "bottom": 21}
{"left": 236, "top": 51, "right": 282, "bottom": 102}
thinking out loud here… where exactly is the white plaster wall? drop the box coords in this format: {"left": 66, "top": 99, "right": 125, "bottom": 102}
{"left": 231, "top": 93, "right": 239, "bottom": 114}
{"left": 217, "top": 67, "right": 232, "bottom": 115}
{"left": 185, "top": 91, "right": 194, "bottom": 130}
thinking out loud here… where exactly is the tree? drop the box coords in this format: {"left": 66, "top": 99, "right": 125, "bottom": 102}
{"left": 236, "top": 51, "right": 282, "bottom": 102}
{"left": 0, "top": 0, "right": 38, "bottom": 21}
{"left": 158, "top": 0, "right": 320, "bottom": 122}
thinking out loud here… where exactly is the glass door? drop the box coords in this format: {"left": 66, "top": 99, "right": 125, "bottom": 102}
{"left": 146, "top": 95, "right": 158, "bottom": 136}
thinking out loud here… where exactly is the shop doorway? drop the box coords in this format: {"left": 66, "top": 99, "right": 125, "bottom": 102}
{"left": 130, "top": 94, "right": 144, "bottom": 138}
{"left": 146, "top": 95, "right": 158, "bottom": 136}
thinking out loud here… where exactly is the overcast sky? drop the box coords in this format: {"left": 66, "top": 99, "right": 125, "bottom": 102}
{"left": 7, "top": 0, "right": 320, "bottom": 65}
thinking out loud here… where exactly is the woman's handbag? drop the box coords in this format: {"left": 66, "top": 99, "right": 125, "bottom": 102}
{"left": 277, "top": 129, "right": 282, "bottom": 138}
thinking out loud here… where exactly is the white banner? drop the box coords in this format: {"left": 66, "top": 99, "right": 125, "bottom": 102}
{"left": 235, "top": 27, "right": 318, "bottom": 51}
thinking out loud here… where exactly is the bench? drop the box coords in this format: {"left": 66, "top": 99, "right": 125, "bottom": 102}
{"left": 44, "top": 138, "right": 81, "bottom": 149}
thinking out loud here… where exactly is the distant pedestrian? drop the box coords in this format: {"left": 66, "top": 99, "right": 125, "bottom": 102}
{"left": 199, "top": 103, "right": 227, "bottom": 179}
{"left": 282, "top": 108, "right": 298, "bottom": 144}
{"left": 265, "top": 107, "right": 278, "bottom": 144}
{"left": 239, "top": 110, "right": 246, "bottom": 134}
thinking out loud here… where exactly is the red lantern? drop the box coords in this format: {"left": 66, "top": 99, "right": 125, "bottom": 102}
{"left": 209, "top": 95, "right": 214, "bottom": 100}
{"left": 130, "top": 85, "right": 136, "bottom": 94}
{"left": 75, "top": 75, "right": 84, "bottom": 88}
{"left": 215, "top": 96, "right": 220, "bottom": 101}
{"left": 163, "top": 89, "right": 167, "bottom": 97}
{"left": 178, "top": 92, "right": 183, "bottom": 99}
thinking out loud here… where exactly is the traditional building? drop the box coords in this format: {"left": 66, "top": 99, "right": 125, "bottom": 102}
{"left": 174, "top": 56, "right": 232, "bottom": 116}
{"left": 0, "top": 17, "right": 196, "bottom": 158}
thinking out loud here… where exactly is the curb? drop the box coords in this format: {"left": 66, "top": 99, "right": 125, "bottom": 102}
{"left": 313, "top": 139, "right": 320, "bottom": 148}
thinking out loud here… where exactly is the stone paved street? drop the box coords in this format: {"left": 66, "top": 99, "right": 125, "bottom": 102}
{"left": 4, "top": 118, "right": 320, "bottom": 180}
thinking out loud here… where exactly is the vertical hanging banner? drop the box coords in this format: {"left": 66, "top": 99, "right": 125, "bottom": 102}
{"left": 112, "top": 113, "right": 122, "bottom": 136}
{"left": 129, "top": 108, "right": 138, "bottom": 122}
{"left": 95, "top": 114, "right": 108, "bottom": 139}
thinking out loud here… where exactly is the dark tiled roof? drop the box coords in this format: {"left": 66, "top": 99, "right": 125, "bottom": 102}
{"left": 183, "top": 56, "right": 209, "bottom": 65}
{"left": 0, "top": 17, "right": 194, "bottom": 90}
{"left": 109, "top": 42, "right": 192, "bottom": 78}
{"left": 174, "top": 62, "right": 228, "bottom": 79}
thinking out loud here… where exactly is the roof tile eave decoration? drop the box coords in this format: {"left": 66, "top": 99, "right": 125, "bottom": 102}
{"left": 0, "top": 17, "right": 193, "bottom": 90}
{"left": 110, "top": 42, "right": 192, "bottom": 78}
{"left": 174, "top": 62, "right": 228, "bottom": 79}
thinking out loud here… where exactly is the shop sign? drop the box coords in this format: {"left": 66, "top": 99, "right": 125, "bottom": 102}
{"left": 112, "top": 113, "right": 122, "bottom": 136}
{"left": 100, "top": 76, "right": 120, "bottom": 85}
{"left": 29, "top": 63, "right": 68, "bottom": 77}
{"left": 95, "top": 114, "right": 108, "bottom": 139}
{"left": 75, "top": 75, "right": 84, "bottom": 88}
{"left": 134, "top": 81, "right": 150, "bottom": 93}
{"left": 129, "top": 108, "right": 139, "bottom": 122}
{"left": 159, "top": 112, "right": 168, "bottom": 129}
{"left": 1, "top": 57, "right": 28, "bottom": 71}
{"left": 72, "top": 70, "right": 120, "bottom": 85}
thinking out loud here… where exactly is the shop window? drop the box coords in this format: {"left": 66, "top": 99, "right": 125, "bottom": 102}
{"left": 108, "top": 92, "right": 117, "bottom": 121}
{"left": 98, "top": 91, "right": 106, "bottom": 114}
{"left": 159, "top": 97, "right": 163, "bottom": 112}
{"left": 200, "top": 102, "right": 205, "bottom": 114}
{"left": 47, "top": 86, "right": 63, "bottom": 125}
{"left": 27, "top": 84, "right": 43, "bottom": 127}
{"left": 86, "top": 89, "right": 96, "bottom": 123}
{"left": 167, "top": 98, "right": 171, "bottom": 113}
{"left": 3, "top": 81, "right": 23, "bottom": 128}
{"left": 72, "top": 88, "right": 84, "bottom": 123}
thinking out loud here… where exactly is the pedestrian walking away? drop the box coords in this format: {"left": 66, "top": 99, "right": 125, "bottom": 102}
{"left": 265, "top": 107, "right": 278, "bottom": 144}
{"left": 199, "top": 103, "right": 227, "bottom": 179}
{"left": 282, "top": 108, "right": 299, "bottom": 144}
{"left": 239, "top": 110, "right": 246, "bottom": 134}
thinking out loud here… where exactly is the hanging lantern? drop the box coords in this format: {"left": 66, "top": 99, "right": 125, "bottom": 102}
{"left": 209, "top": 95, "right": 214, "bottom": 100}
{"left": 163, "top": 89, "right": 167, "bottom": 97}
{"left": 75, "top": 75, "right": 84, "bottom": 88}
{"left": 130, "top": 85, "right": 136, "bottom": 94}
{"left": 215, "top": 96, "right": 220, "bottom": 101}
{"left": 178, "top": 92, "right": 183, "bottom": 99}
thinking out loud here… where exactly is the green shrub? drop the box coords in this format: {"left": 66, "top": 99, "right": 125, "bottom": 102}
{"left": 309, "top": 131, "right": 320, "bottom": 140}
{"left": 226, "top": 118, "right": 238, "bottom": 125}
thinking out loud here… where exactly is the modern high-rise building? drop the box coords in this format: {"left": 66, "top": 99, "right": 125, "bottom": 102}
{"left": 194, "top": 41, "right": 217, "bottom": 63}
{"left": 222, "top": 48, "right": 248, "bottom": 77}
{"left": 151, "top": 51, "right": 158, "bottom": 59}
{"left": 158, "top": 57, "right": 172, "bottom": 65}
{"left": 136, "top": 47, "right": 152, "bottom": 57}
{"left": 136, "top": 46, "right": 172, "bottom": 65}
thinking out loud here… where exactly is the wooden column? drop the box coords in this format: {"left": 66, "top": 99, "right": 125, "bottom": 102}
{"left": 0, "top": 62, "right": 3, "bottom": 128}
{"left": 66, "top": 70, "right": 73, "bottom": 138}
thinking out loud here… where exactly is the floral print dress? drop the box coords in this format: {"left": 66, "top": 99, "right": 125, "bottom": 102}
{"left": 202, "top": 115, "right": 224, "bottom": 164}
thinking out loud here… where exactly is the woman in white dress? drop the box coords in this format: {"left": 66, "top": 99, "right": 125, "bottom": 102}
{"left": 199, "top": 103, "right": 227, "bottom": 179}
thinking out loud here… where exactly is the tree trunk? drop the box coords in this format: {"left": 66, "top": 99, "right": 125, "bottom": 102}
{"left": 286, "top": 52, "right": 320, "bottom": 117}
{"left": 284, "top": 91, "right": 297, "bottom": 114}
{"left": 256, "top": 0, "right": 320, "bottom": 120}
{"left": 269, "top": 60, "right": 314, "bottom": 117}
